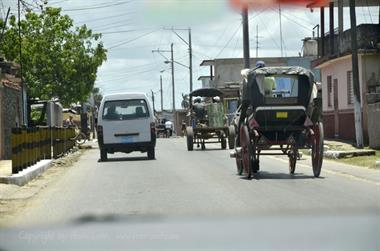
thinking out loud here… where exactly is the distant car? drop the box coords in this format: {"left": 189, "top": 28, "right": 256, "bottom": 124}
{"left": 97, "top": 92, "right": 156, "bottom": 161}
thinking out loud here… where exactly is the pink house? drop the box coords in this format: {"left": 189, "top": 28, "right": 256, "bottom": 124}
{"left": 307, "top": 0, "right": 380, "bottom": 143}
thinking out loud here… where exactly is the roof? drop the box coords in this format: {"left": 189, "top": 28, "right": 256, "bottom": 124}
{"left": 243, "top": 66, "right": 314, "bottom": 79}
{"left": 307, "top": 0, "right": 380, "bottom": 7}
{"left": 102, "top": 92, "right": 148, "bottom": 101}
{"left": 190, "top": 88, "right": 224, "bottom": 97}
{"left": 199, "top": 60, "right": 215, "bottom": 66}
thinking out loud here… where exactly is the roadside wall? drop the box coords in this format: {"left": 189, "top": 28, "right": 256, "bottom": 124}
{"left": 0, "top": 84, "right": 23, "bottom": 159}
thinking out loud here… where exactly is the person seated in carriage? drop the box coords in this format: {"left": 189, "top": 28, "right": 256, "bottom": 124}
{"left": 193, "top": 97, "right": 206, "bottom": 120}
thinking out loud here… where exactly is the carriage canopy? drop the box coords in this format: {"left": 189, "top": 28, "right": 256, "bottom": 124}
{"left": 190, "top": 88, "right": 224, "bottom": 98}
{"left": 242, "top": 66, "right": 315, "bottom": 108}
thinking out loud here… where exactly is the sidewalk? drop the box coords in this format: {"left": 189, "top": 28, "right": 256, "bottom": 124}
{"left": 0, "top": 141, "right": 94, "bottom": 186}
{"left": 0, "top": 159, "right": 53, "bottom": 186}
{"left": 323, "top": 139, "right": 377, "bottom": 159}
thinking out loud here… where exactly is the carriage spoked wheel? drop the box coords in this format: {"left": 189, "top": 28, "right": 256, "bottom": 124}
{"left": 234, "top": 134, "right": 243, "bottom": 175}
{"left": 311, "top": 122, "right": 324, "bottom": 177}
{"left": 186, "top": 127, "right": 194, "bottom": 151}
{"left": 220, "top": 132, "right": 227, "bottom": 150}
{"left": 228, "top": 125, "right": 235, "bottom": 149}
{"left": 240, "top": 124, "right": 253, "bottom": 179}
{"left": 288, "top": 147, "right": 297, "bottom": 174}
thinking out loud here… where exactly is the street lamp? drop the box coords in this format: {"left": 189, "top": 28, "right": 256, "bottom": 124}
{"left": 164, "top": 60, "right": 190, "bottom": 70}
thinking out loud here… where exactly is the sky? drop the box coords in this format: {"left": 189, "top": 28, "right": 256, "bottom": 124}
{"left": 1, "top": 0, "right": 379, "bottom": 110}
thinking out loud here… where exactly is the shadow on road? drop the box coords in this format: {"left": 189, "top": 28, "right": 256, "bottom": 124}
{"left": 98, "top": 157, "right": 155, "bottom": 162}
{"left": 239, "top": 171, "right": 323, "bottom": 180}
{"left": 193, "top": 147, "right": 227, "bottom": 152}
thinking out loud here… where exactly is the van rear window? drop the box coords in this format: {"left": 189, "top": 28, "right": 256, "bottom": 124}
{"left": 102, "top": 99, "right": 149, "bottom": 120}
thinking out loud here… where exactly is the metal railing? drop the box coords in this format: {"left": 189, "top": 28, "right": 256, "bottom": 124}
{"left": 11, "top": 127, "right": 76, "bottom": 174}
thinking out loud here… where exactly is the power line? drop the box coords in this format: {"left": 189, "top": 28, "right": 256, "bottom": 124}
{"left": 258, "top": 15, "right": 281, "bottom": 52}
{"left": 366, "top": 0, "right": 374, "bottom": 23}
{"left": 89, "top": 15, "right": 136, "bottom": 30}
{"left": 76, "top": 12, "right": 136, "bottom": 25}
{"left": 100, "top": 29, "right": 152, "bottom": 35}
{"left": 215, "top": 23, "right": 241, "bottom": 58}
{"left": 270, "top": 7, "right": 313, "bottom": 32}
{"left": 108, "top": 30, "right": 157, "bottom": 49}
{"left": 63, "top": 0, "right": 134, "bottom": 12}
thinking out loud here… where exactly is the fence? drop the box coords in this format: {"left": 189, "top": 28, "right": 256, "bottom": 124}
{"left": 11, "top": 127, "right": 76, "bottom": 174}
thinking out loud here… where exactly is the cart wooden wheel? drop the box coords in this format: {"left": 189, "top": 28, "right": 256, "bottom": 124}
{"left": 221, "top": 132, "right": 227, "bottom": 149}
{"left": 234, "top": 134, "right": 243, "bottom": 175}
{"left": 240, "top": 124, "right": 252, "bottom": 179}
{"left": 186, "top": 127, "right": 194, "bottom": 151}
{"left": 311, "top": 122, "right": 324, "bottom": 177}
{"left": 288, "top": 149, "right": 297, "bottom": 174}
{"left": 228, "top": 125, "right": 235, "bottom": 149}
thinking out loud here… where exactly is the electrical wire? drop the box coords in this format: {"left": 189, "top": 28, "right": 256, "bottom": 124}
{"left": 63, "top": 0, "right": 134, "bottom": 12}
{"left": 108, "top": 30, "right": 157, "bottom": 49}
{"left": 214, "top": 22, "right": 241, "bottom": 58}
{"left": 76, "top": 12, "right": 136, "bottom": 25}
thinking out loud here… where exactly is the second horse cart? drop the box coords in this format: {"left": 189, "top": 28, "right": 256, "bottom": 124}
{"left": 185, "top": 88, "right": 235, "bottom": 151}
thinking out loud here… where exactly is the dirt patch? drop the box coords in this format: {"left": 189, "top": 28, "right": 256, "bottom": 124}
{"left": 0, "top": 148, "right": 86, "bottom": 227}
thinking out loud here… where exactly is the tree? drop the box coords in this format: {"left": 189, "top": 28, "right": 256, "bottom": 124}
{"left": 0, "top": 7, "right": 107, "bottom": 106}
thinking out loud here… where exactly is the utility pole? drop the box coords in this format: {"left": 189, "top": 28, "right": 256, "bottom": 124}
{"left": 164, "top": 27, "right": 193, "bottom": 93}
{"left": 279, "top": 3, "right": 284, "bottom": 57}
{"left": 18, "top": 0, "right": 26, "bottom": 126}
{"left": 188, "top": 28, "right": 193, "bottom": 93}
{"left": 160, "top": 75, "right": 163, "bottom": 111}
{"left": 255, "top": 24, "right": 260, "bottom": 58}
{"left": 151, "top": 90, "right": 155, "bottom": 112}
{"left": 170, "top": 43, "right": 175, "bottom": 111}
{"left": 152, "top": 44, "right": 176, "bottom": 133}
{"left": 152, "top": 47, "right": 174, "bottom": 110}
{"left": 349, "top": 0, "right": 364, "bottom": 148}
{"left": 242, "top": 6, "right": 250, "bottom": 68}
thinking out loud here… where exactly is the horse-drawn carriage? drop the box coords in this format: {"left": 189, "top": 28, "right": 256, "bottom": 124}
{"left": 230, "top": 66, "right": 323, "bottom": 179}
{"left": 185, "top": 88, "right": 235, "bottom": 151}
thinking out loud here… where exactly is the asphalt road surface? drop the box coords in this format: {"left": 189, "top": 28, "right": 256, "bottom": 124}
{"left": 1, "top": 138, "right": 380, "bottom": 250}
{"left": 3, "top": 137, "right": 379, "bottom": 227}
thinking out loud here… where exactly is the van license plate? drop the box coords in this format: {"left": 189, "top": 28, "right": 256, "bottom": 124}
{"left": 276, "top": 112, "right": 288, "bottom": 119}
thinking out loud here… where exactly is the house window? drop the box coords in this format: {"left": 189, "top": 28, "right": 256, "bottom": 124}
{"left": 347, "top": 71, "right": 353, "bottom": 105}
{"left": 327, "top": 75, "right": 332, "bottom": 107}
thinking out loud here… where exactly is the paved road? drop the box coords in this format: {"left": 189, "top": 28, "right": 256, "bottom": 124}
{"left": 5, "top": 138, "right": 380, "bottom": 226}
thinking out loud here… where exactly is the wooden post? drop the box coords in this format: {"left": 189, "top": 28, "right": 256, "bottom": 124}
{"left": 320, "top": 7, "right": 325, "bottom": 57}
{"left": 338, "top": 0, "right": 344, "bottom": 55}
{"left": 329, "top": 2, "right": 334, "bottom": 55}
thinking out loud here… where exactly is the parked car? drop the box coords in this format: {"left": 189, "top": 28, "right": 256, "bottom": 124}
{"left": 97, "top": 92, "right": 156, "bottom": 161}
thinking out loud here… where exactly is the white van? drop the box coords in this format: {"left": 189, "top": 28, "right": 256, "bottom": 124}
{"left": 97, "top": 92, "right": 156, "bottom": 161}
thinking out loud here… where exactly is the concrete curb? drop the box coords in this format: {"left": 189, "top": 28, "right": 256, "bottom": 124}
{"left": 0, "top": 160, "right": 53, "bottom": 186}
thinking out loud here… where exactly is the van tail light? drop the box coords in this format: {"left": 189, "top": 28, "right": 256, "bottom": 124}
{"left": 150, "top": 122, "right": 156, "bottom": 133}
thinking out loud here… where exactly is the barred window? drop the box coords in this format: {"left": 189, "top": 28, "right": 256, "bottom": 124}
{"left": 347, "top": 71, "right": 353, "bottom": 105}
{"left": 327, "top": 75, "right": 332, "bottom": 107}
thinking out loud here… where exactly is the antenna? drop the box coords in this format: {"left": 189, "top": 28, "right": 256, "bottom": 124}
{"left": 255, "top": 24, "right": 262, "bottom": 58}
